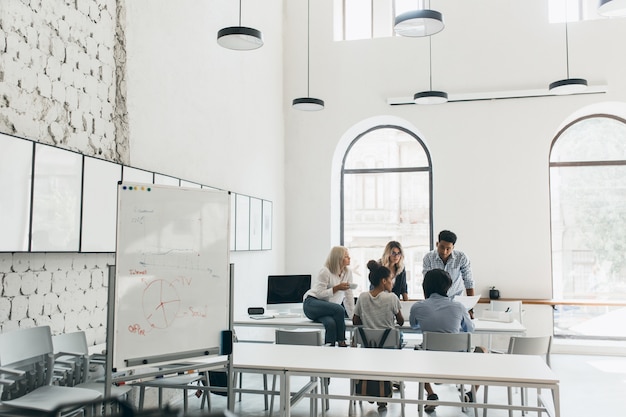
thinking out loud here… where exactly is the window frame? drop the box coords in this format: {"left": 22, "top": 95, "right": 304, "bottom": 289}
{"left": 339, "top": 124, "right": 434, "bottom": 249}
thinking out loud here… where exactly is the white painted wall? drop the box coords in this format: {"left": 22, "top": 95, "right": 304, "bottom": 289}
{"left": 123, "top": 0, "right": 286, "bottom": 321}
{"left": 282, "top": 1, "right": 626, "bottom": 322}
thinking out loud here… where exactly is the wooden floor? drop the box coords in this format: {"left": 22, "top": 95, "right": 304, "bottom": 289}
{"left": 174, "top": 353, "right": 626, "bottom": 417}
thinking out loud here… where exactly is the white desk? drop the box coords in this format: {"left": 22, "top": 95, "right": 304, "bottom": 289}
{"left": 234, "top": 316, "right": 526, "bottom": 335}
{"left": 232, "top": 343, "right": 559, "bottom": 417}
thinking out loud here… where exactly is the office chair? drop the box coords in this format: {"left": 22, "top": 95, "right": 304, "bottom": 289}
{"left": 488, "top": 300, "right": 524, "bottom": 353}
{"left": 0, "top": 326, "right": 102, "bottom": 416}
{"left": 350, "top": 327, "right": 405, "bottom": 417}
{"left": 420, "top": 332, "right": 477, "bottom": 417}
{"left": 269, "top": 329, "right": 327, "bottom": 417}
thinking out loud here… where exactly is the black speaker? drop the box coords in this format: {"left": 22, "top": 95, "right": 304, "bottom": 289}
{"left": 248, "top": 307, "right": 265, "bottom": 315}
{"left": 220, "top": 330, "right": 233, "bottom": 355}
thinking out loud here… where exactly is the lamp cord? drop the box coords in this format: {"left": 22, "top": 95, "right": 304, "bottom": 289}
{"left": 307, "top": 0, "right": 311, "bottom": 97}
{"left": 565, "top": 20, "right": 570, "bottom": 79}
{"left": 238, "top": 0, "right": 242, "bottom": 26}
{"left": 428, "top": 36, "right": 433, "bottom": 90}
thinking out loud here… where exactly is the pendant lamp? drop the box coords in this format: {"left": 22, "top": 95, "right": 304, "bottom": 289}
{"left": 598, "top": 0, "right": 626, "bottom": 17}
{"left": 549, "top": 1, "right": 587, "bottom": 95}
{"left": 394, "top": 1, "right": 444, "bottom": 37}
{"left": 414, "top": 37, "right": 447, "bottom": 104}
{"left": 292, "top": 0, "right": 324, "bottom": 111}
{"left": 217, "top": 0, "right": 263, "bottom": 51}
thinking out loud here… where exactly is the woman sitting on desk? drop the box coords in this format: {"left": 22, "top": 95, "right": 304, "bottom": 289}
{"left": 303, "top": 246, "right": 355, "bottom": 347}
{"left": 353, "top": 260, "right": 404, "bottom": 329}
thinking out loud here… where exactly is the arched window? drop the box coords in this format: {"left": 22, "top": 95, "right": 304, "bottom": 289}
{"left": 341, "top": 125, "right": 432, "bottom": 297}
{"left": 550, "top": 115, "right": 626, "bottom": 339}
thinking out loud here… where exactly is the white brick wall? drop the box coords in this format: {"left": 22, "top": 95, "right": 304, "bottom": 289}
{"left": 0, "top": 0, "right": 128, "bottom": 162}
{"left": 0, "top": 2, "right": 170, "bottom": 407}
{"left": 0, "top": 253, "right": 114, "bottom": 345}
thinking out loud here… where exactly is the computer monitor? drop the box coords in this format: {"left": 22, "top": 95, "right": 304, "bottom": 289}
{"left": 266, "top": 274, "right": 311, "bottom": 313}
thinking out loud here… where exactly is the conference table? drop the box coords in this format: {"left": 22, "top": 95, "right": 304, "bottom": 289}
{"left": 232, "top": 342, "right": 559, "bottom": 417}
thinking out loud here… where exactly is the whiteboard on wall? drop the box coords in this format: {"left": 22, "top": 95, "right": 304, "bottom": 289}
{"left": 0, "top": 133, "right": 32, "bottom": 251}
{"left": 112, "top": 183, "right": 230, "bottom": 370}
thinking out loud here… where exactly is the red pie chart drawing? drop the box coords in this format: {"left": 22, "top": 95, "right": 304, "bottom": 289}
{"left": 142, "top": 279, "right": 181, "bottom": 329}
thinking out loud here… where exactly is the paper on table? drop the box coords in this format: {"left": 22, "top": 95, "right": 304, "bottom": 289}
{"left": 453, "top": 294, "right": 481, "bottom": 310}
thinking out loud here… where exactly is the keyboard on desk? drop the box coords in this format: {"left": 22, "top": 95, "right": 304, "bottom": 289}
{"left": 249, "top": 315, "right": 274, "bottom": 320}
{"left": 273, "top": 313, "right": 302, "bottom": 318}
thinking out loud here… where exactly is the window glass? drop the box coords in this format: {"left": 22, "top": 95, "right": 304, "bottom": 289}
{"left": 342, "top": 126, "right": 432, "bottom": 298}
{"left": 550, "top": 116, "right": 626, "bottom": 340}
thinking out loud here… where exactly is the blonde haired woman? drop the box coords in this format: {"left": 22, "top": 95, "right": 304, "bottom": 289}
{"left": 303, "top": 246, "right": 355, "bottom": 346}
{"left": 380, "top": 241, "right": 409, "bottom": 301}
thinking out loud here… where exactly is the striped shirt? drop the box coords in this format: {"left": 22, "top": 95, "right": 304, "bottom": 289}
{"left": 422, "top": 250, "right": 474, "bottom": 297}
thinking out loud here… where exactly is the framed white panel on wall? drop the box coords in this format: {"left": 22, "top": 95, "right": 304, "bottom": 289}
{"left": 249, "top": 197, "right": 262, "bottom": 250}
{"left": 31, "top": 144, "right": 82, "bottom": 252}
{"left": 122, "top": 166, "right": 153, "bottom": 183}
{"left": 235, "top": 194, "right": 250, "bottom": 251}
{"left": 0, "top": 133, "right": 32, "bottom": 251}
{"left": 229, "top": 193, "right": 236, "bottom": 251}
{"left": 262, "top": 200, "right": 273, "bottom": 250}
{"left": 81, "top": 157, "right": 121, "bottom": 252}
{"left": 154, "top": 173, "right": 179, "bottom": 186}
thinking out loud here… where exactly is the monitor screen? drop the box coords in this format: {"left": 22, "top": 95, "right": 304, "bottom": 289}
{"left": 266, "top": 274, "right": 311, "bottom": 305}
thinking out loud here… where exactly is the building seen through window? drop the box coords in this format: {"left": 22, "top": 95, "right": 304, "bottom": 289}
{"left": 341, "top": 126, "right": 432, "bottom": 298}
{"left": 550, "top": 115, "right": 626, "bottom": 340}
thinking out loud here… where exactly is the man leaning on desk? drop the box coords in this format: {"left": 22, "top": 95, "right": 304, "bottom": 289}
{"left": 422, "top": 230, "right": 475, "bottom": 318}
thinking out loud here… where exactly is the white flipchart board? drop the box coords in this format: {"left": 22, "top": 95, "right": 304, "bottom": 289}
{"left": 112, "top": 182, "right": 230, "bottom": 371}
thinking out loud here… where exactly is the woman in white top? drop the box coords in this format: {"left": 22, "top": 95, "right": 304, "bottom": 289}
{"left": 353, "top": 260, "right": 404, "bottom": 329}
{"left": 303, "top": 246, "right": 355, "bottom": 346}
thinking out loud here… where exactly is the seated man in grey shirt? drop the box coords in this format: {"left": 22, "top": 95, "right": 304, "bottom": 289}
{"left": 409, "top": 268, "right": 476, "bottom": 412}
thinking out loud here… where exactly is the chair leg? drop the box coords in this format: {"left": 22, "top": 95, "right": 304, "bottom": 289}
{"left": 237, "top": 372, "right": 243, "bottom": 402}
{"left": 138, "top": 386, "right": 146, "bottom": 410}
{"left": 269, "top": 374, "right": 277, "bottom": 417}
{"left": 263, "top": 374, "right": 269, "bottom": 410}
{"left": 399, "top": 381, "right": 406, "bottom": 417}
{"left": 483, "top": 386, "right": 489, "bottom": 417}
{"left": 348, "top": 379, "right": 355, "bottom": 416}
{"left": 507, "top": 387, "right": 514, "bottom": 417}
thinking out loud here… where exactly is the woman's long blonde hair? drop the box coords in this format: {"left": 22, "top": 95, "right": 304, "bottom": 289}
{"left": 381, "top": 241, "right": 405, "bottom": 276}
{"left": 325, "top": 246, "right": 348, "bottom": 275}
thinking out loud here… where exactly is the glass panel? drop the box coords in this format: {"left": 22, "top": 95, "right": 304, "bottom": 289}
{"left": 235, "top": 194, "right": 250, "bottom": 251}
{"left": 31, "top": 144, "right": 82, "bottom": 252}
{"left": 249, "top": 197, "right": 262, "bottom": 251}
{"left": 344, "top": 128, "right": 429, "bottom": 169}
{"left": 81, "top": 157, "right": 121, "bottom": 252}
{"left": 0, "top": 134, "right": 32, "bottom": 251}
{"left": 262, "top": 200, "right": 273, "bottom": 250}
{"left": 344, "top": 0, "right": 372, "bottom": 40}
{"left": 551, "top": 117, "right": 626, "bottom": 163}
{"left": 551, "top": 160, "right": 626, "bottom": 340}
{"left": 343, "top": 170, "right": 430, "bottom": 297}
{"left": 551, "top": 164, "right": 626, "bottom": 299}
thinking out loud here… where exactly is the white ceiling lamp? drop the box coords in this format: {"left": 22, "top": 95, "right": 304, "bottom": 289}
{"left": 549, "top": 0, "right": 588, "bottom": 95}
{"left": 292, "top": 0, "right": 324, "bottom": 111}
{"left": 414, "top": 36, "right": 447, "bottom": 104}
{"left": 217, "top": 0, "right": 263, "bottom": 51}
{"left": 598, "top": 0, "right": 626, "bottom": 17}
{"left": 394, "top": 1, "right": 444, "bottom": 37}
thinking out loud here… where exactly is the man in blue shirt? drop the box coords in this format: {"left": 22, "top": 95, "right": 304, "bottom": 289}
{"left": 409, "top": 268, "right": 476, "bottom": 412}
{"left": 422, "top": 229, "right": 475, "bottom": 301}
